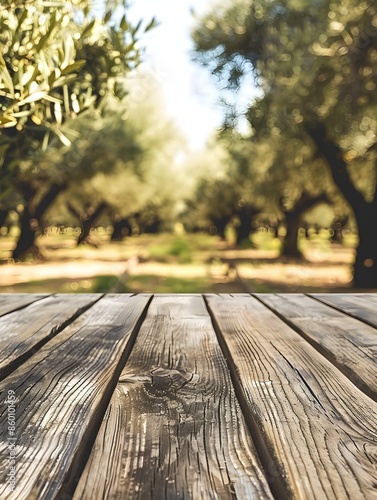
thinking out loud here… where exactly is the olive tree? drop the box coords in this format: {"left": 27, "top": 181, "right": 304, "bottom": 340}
{"left": 0, "top": 0, "right": 156, "bottom": 258}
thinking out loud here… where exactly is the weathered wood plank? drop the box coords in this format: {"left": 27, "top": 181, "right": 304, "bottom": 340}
{"left": 74, "top": 295, "right": 273, "bottom": 500}
{"left": 310, "top": 293, "right": 377, "bottom": 329}
{"left": 206, "top": 294, "right": 377, "bottom": 500}
{"left": 0, "top": 294, "right": 151, "bottom": 500}
{"left": 0, "top": 294, "right": 101, "bottom": 381}
{"left": 356, "top": 294, "right": 377, "bottom": 304}
{"left": 0, "top": 294, "right": 46, "bottom": 317}
{"left": 257, "top": 293, "right": 377, "bottom": 402}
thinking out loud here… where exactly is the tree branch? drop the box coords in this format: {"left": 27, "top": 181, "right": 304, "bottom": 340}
{"left": 34, "top": 182, "right": 67, "bottom": 220}
{"left": 280, "top": 190, "right": 329, "bottom": 215}
{"left": 16, "top": 180, "right": 38, "bottom": 203}
{"left": 305, "top": 122, "right": 366, "bottom": 213}
{"left": 373, "top": 156, "right": 377, "bottom": 209}
{"left": 88, "top": 201, "right": 108, "bottom": 223}
{"left": 66, "top": 201, "right": 80, "bottom": 220}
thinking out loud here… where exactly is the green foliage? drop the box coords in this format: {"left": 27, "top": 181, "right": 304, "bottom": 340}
{"left": 44, "top": 78, "right": 186, "bottom": 234}
{"left": 90, "top": 275, "right": 127, "bottom": 293}
{"left": 193, "top": 0, "right": 377, "bottom": 173}
{"left": 192, "top": 0, "right": 377, "bottom": 277}
{"left": 106, "top": 274, "right": 211, "bottom": 293}
{"left": 0, "top": 0, "right": 142, "bottom": 139}
{"left": 0, "top": 0, "right": 161, "bottom": 257}
{"left": 184, "top": 131, "right": 276, "bottom": 239}
{"left": 0, "top": 0, "right": 155, "bottom": 209}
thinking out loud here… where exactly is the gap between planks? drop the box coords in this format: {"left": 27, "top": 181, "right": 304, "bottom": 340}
{"left": 0, "top": 294, "right": 103, "bottom": 382}
{"left": 255, "top": 293, "right": 377, "bottom": 404}
{"left": 307, "top": 293, "right": 377, "bottom": 329}
{"left": 0, "top": 294, "right": 47, "bottom": 317}
{"left": 0, "top": 294, "right": 153, "bottom": 500}
{"left": 74, "top": 294, "right": 275, "bottom": 500}
{"left": 205, "top": 294, "right": 377, "bottom": 499}
{"left": 203, "top": 294, "right": 291, "bottom": 500}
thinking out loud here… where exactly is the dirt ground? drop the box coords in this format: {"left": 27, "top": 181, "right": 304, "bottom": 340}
{"left": 0, "top": 233, "right": 359, "bottom": 293}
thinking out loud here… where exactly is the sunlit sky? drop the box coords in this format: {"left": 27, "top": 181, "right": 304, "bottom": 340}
{"left": 126, "top": 0, "right": 252, "bottom": 150}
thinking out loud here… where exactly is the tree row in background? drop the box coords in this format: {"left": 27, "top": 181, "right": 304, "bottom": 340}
{"left": 1, "top": 0, "right": 376, "bottom": 289}
{"left": 191, "top": 0, "right": 377, "bottom": 288}
{"left": 0, "top": 0, "right": 185, "bottom": 257}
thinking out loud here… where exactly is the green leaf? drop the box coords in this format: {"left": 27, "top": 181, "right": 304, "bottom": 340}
{"left": 52, "top": 73, "right": 79, "bottom": 89}
{"left": 11, "top": 110, "right": 33, "bottom": 118}
{"left": 61, "top": 60, "right": 86, "bottom": 75}
{"left": 81, "top": 19, "right": 96, "bottom": 38}
{"left": 42, "top": 130, "right": 51, "bottom": 151}
{"left": 21, "top": 66, "right": 40, "bottom": 88}
{"left": 62, "top": 35, "right": 75, "bottom": 69}
{"left": 36, "top": 33, "right": 51, "bottom": 52}
{"left": 43, "top": 94, "right": 63, "bottom": 104}
{"left": 38, "top": 52, "right": 50, "bottom": 79}
{"left": 0, "top": 54, "right": 14, "bottom": 95}
{"left": 144, "top": 17, "right": 158, "bottom": 33}
{"left": 48, "top": 69, "right": 59, "bottom": 89}
{"left": 120, "top": 15, "right": 129, "bottom": 31}
{"left": 14, "top": 9, "right": 28, "bottom": 36}
{"left": 0, "top": 115, "right": 17, "bottom": 128}
{"left": 103, "top": 10, "right": 112, "bottom": 24}
{"left": 17, "top": 91, "right": 47, "bottom": 106}
{"left": 54, "top": 127, "right": 71, "bottom": 147}
{"left": 63, "top": 84, "right": 70, "bottom": 113}
{"left": 50, "top": 10, "right": 57, "bottom": 31}
{"left": 132, "top": 20, "right": 142, "bottom": 36}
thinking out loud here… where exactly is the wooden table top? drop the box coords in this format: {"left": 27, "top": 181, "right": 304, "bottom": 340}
{"left": 0, "top": 293, "right": 376, "bottom": 499}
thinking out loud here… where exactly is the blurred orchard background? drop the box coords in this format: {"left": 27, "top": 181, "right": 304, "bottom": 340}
{"left": 0, "top": 0, "right": 376, "bottom": 293}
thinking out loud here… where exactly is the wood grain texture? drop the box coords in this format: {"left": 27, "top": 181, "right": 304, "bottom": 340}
{"left": 0, "top": 294, "right": 46, "bottom": 317}
{"left": 74, "top": 295, "right": 273, "bottom": 500}
{"left": 310, "top": 293, "right": 377, "bottom": 329}
{"left": 257, "top": 293, "right": 377, "bottom": 402}
{"left": 206, "top": 294, "right": 377, "bottom": 500}
{"left": 0, "top": 294, "right": 101, "bottom": 381}
{"left": 0, "top": 294, "right": 151, "bottom": 500}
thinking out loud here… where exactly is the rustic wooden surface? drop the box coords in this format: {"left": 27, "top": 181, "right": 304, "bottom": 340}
{"left": 75, "top": 295, "right": 272, "bottom": 500}
{"left": 0, "top": 294, "right": 150, "bottom": 499}
{"left": 0, "top": 293, "right": 376, "bottom": 500}
{"left": 257, "top": 293, "right": 377, "bottom": 402}
{"left": 207, "top": 294, "right": 377, "bottom": 499}
{"left": 0, "top": 294, "right": 100, "bottom": 381}
{"left": 0, "top": 294, "right": 46, "bottom": 317}
{"left": 310, "top": 293, "right": 377, "bottom": 329}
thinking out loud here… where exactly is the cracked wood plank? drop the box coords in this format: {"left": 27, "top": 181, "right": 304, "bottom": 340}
{"left": 257, "top": 293, "right": 377, "bottom": 402}
{"left": 0, "top": 294, "right": 47, "bottom": 317}
{"left": 74, "top": 294, "right": 273, "bottom": 500}
{"left": 206, "top": 294, "right": 377, "bottom": 500}
{"left": 310, "top": 293, "right": 377, "bottom": 329}
{"left": 0, "top": 294, "right": 101, "bottom": 381}
{"left": 0, "top": 294, "right": 151, "bottom": 500}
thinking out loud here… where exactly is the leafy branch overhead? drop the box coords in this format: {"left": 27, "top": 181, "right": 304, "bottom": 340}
{"left": 192, "top": 0, "right": 377, "bottom": 286}
{"left": 0, "top": 0, "right": 157, "bottom": 147}
{"left": 0, "top": 0, "right": 160, "bottom": 259}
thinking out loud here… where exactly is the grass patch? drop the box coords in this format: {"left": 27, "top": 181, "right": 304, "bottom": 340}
{"left": 90, "top": 275, "right": 128, "bottom": 293}
{"left": 89, "top": 273, "right": 214, "bottom": 293}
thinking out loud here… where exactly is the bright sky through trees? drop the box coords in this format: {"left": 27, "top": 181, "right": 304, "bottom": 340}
{"left": 126, "top": 0, "right": 222, "bottom": 150}
{"left": 125, "top": 0, "right": 259, "bottom": 151}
